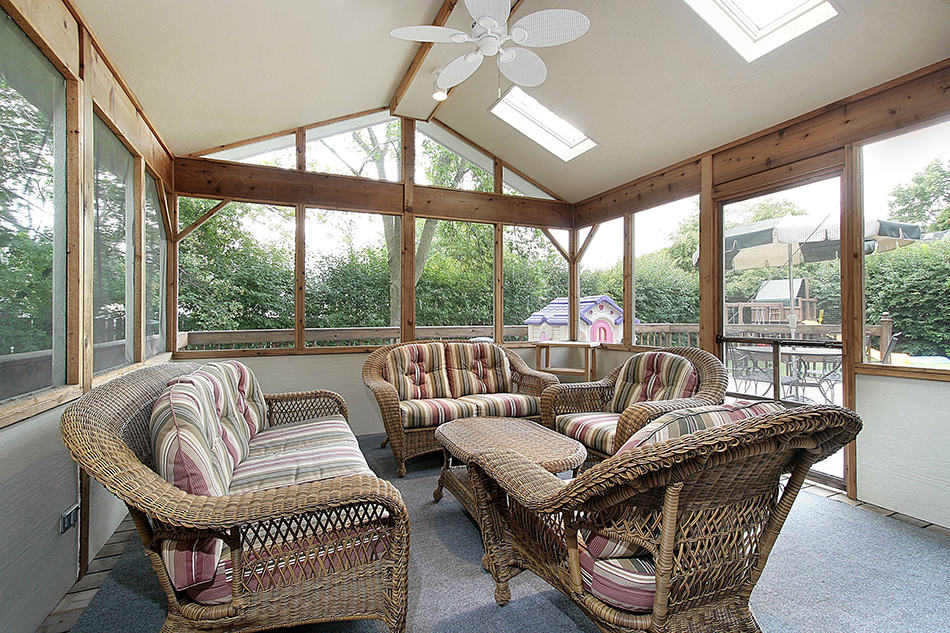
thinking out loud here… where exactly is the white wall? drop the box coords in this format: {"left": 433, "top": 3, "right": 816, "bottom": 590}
{"left": 855, "top": 374, "right": 950, "bottom": 527}
{"left": 0, "top": 405, "right": 79, "bottom": 633}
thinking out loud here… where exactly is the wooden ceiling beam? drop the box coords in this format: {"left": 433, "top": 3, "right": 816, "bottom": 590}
{"left": 390, "top": 0, "right": 460, "bottom": 113}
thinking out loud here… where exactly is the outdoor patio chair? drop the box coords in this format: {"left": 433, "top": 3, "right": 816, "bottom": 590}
{"left": 468, "top": 404, "right": 862, "bottom": 633}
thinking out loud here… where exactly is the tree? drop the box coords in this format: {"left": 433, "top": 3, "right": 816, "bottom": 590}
{"left": 887, "top": 158, "right": 950, "bottom": 232}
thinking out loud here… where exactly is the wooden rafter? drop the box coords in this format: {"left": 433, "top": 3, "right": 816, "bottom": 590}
{"left": 175, "top": 198, "right": 232, "bottom": 242}
{"left": 390, "top": 0, "right": 460, "bottom": 113}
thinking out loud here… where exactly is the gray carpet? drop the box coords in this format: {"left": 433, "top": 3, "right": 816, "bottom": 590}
{"left": 73, "top": 434, "right": 950, "bottom": 633}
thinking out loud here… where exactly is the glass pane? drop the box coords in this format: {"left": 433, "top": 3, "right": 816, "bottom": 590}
{"left": 861, "top": 119, "right": 950, "bottom": 370}
{"left": 415, "top": 219, "right": 493, "bottom": 339}
{"left": 178, "top": 200, "right": 295, "bottom": 350}
{"left": 0, "top": 13, "right": 66, "bottom": 400}
{"left": 93, "top": 116, "right": 134, "bottom": 373}
{"left": 502, "top": 166, "right": 556, "bottom": 200}
{"left": 504, "top": 226, "right": 568, "bottom": 342}
{"left": 205, "top": 134, "right": 296, "bottom": 169}
{"left": 415, "top": 123, "right": 493, "bottom": 192}
{"left": 306, "top": 114, "right": 401, "bottom": 181}
{"left": 305, "top": 209, "right": 400, "bottom": 346}
{"left": 579, "top": 218, "right": 624, "bottom": 344}
{"left": 144, "top": 173, "right": 166, "bottom": 357}
{"left": 634, "top": 196, "right": 700, "bottom": 347}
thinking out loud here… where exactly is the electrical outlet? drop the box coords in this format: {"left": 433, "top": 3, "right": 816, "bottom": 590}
{"left": 60, "top": 503, "right": 80, "bottom": 534}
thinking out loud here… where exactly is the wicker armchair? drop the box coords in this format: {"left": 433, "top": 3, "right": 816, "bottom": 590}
{"left": 363, "top": 339, "right": 558, "bottom": 477}
{"left": 468, "top": 404, "right": 862, "bottom": 633}
{"left": 541, "top": 347, "right": 728, "bottom": 460}
{"left": 60, "top": 363, "right": 410, "bottom": 633}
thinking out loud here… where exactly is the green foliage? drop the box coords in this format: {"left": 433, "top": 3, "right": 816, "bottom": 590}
{"left": 634, "top": 253, "right": 699, "bottom": 323}
{"left": 888, "top": 158, "right": 950, "bottom": 232}
{"left": 503, "top": 227, "right": 568, "bottom": 326}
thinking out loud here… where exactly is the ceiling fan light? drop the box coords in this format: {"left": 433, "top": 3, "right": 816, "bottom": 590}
{"left": 510, "top": 26, "right": 528, "bottom": 44}
{"left": 432, "top": 88, "right": 449, "bottom": 101}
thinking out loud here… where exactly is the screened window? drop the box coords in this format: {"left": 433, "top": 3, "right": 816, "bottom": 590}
{"left": 178, "top": 199, "right": 295, "bottom": 350}
{"left": 415, "top": 122, "right": 493, "bottom": 192}
{"left": 0, "top": 13, "right": 66, "bottom": 400}
{"left": 504, "top": 226, "right": 568, "bottom": 342}
{"left": 92, "top": 116, "right": 134, "bottom": 373}
{"left": 305, "top": 208, "right": 400, "bottom": 346}
{"left": 415, "top": 219, "right": 493, "bottom": 338}
{"left": 306, "top": 112, "right": 400, "bottom": 181}
{"left": 578, "top": 220, "right": 624, "bottom": 344}
{"left": 861, "top": 119, "right": 950, "bottom": 371}
{"left": 205, "top": 134, "right": 296, "bottom": 169}
{"left": 143, "top": 172, "right": 166, "bottom": 357}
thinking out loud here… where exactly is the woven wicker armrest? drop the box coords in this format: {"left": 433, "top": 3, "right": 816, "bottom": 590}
{"left": 505, "top": 350, "right": 558, "bottom": 397}
{"left": 539, "top": 376, "right": 616, "bottom": 429}
{"left": 469, "top": 449, "right": 568, "bottom": 512}
{"left": 264, "top": 389, "right": 349, "bottom": 427}
{"left": 613, "top": 394, "right": 722, "bottom": 451}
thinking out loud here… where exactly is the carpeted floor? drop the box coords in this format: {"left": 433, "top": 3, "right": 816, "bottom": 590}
{"left": 73, "top": 434, "right": 950, "bottom": 633}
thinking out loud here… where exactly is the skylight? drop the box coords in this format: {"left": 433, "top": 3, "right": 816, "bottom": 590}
{"left": 682, "top": 0, "right": 838, "bottom": 62}
{"left": 490, "top": 87, "right": 596, "bottom": 162}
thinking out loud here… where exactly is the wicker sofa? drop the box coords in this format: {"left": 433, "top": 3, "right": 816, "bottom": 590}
{"left": 541, "top": 347, "right": 729, "bottom": 460}
{"left": 60, "top": 361, "right": 409, "bottom": 633}
{"left": 363, "top": 339, "right": 558, "bottom": 477}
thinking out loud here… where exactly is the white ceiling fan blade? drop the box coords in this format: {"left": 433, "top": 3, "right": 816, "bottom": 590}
{"left": 510, "top": 9, "right": 590, "bottom": 47}
{"left": 390, "top": 25, "right": 471, "bottom": 43}
{"left": 498, "top": 47, "right": 547, "bottom": 87}
{"left": 464, "top": 0, "right": 511, "bottom": 28}
{"left": 438, "top": 52, "right": 485, "bottom": 89}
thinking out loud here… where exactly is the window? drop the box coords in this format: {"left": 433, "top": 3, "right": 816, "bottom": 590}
{"left": 415, "top": 121, "right": 493, "bottom": 192}
{"left": 305, "top": 209, "right": 400, "bottom": 346}
{"left": 634, "top": 196, "right": 700, "bottom": 347}
{"left": 143, "top": 173, "right": 166, "bottom": 357}
{"left": 204, "top": 134, "right": 296, "bottom": 169}
{"left": 861, "top": 119, "right": 950, "bottom": 371}
{"left": 502, "top": 166, "right": 556, "bottom": 200}
{"left": 306, "top": 111, "right": 400, "bottom": 181}
{"left": 579, "top": 219, "right": 623, "bottom": 344}
{"left": 490, "top": 87, "right": 595, "bottom": 161}
{"left": 504, "top": 226, "right": 568, "bottom": 341}
{"left": 92, "top": 116, "right": 134, "bottom": 373}
{"left": 0, "top": 13, "right": 66, "bottom": 401}
{"left": 682, "top": 0, "right": 837, "bottom": 62}
{"left": 178, "top": 199, "right": 296, "bottom": 350}
{"left": 415, "top": 219, "right": 494, "bottom": 339}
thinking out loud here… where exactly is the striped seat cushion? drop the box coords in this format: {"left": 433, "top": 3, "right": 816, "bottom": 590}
{"left": 556, "top": 412, "right": 620, "bottom": 455}
{"left": 229, "top": 415, "right": 373, "bottom": 493}
{"left": 617, "top": 400, "right": 786, "bottom": 452}
{"left": 399, "top": 398, "right": 479, "bottom": 429}
{"left": 609, "top": 352, "right": 699, "bottom": 414}
{"left": 578, "top": 529, "right": 655, "bottom": 613}
{"left": 382, "top": 342, "right": 452, "bottom": 400}
{"left": 457, "top": 392, "right": 539, "bottom": 418}
{"left": 445, "top": 342, "right": 512, "bottom": 397}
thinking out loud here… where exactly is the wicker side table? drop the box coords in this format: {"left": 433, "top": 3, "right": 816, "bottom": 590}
{"left": 433, "top": 416, "right": 586, "bottom": 522}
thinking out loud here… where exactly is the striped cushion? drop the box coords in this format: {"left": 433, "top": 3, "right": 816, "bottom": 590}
{"left": 457, "top": 392, "right": 539, "bottom": 417}
{"left": 578, "top": 529, "right": 655, "bottom": 613}
{"left": 556, "top": 412, "right": 620, "bottom": 455}
{"left": 399, "top": 398, "right": 479, "bottom": 429}
{"left": 609, "top": 352, "right": 699, "bottom": 413}
{"left": 383, "top": 343, "right": 452, "bottom": 400}
{"left": 229, "top": 415, "right": 372, "bottom": 493}
{"left": 445, "top": 342, "right": 512, "bottom": 397}
{"left": 617, "top": 400, "right": 786, "bottom": 452}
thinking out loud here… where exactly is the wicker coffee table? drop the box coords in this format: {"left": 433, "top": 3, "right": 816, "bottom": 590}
{"left": 433, "top": 416, "right": 586, "bottom": 523}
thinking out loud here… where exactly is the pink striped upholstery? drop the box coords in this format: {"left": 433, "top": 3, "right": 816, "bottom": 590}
{"left": 555, "top": 412, "right": 620, "bottom": 455}
{"left": 398, "top": 398, "right": 478, "bottom": 429}
{"left": 382, "top": 342, "right": 452, "bottom": 400}
{"left": 578, "top": 529, "right": 655, "bottom": 613}
{"left": 617, "top": 400, "right": 786, "bottom": 452}
{"left": 457, "top": 392, "right": 539, "bottom": 417}
{"left": 609, "top": 352, "right": 699, "bottom": 414}
{"left": 445, "top": 342, "right": 512, "bottom": 397}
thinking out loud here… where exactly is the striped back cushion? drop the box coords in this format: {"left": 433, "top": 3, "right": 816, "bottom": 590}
{"left": 445, "top": 342, "right": 512, "bottom": 397}
{"left": 609, "top": 352, "right": 699, "bottom": 413}
{"left": 382, "top": 343, "right": 452, "bottom": 401}
{"left": 197, "top": 361, "right": 268, "bottom": 456}
{"left": 617, "top": 400, "right": 786, "bottom": 452}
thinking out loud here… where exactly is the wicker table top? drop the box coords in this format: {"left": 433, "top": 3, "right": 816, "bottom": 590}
{"left": 435, "top": 416, "right": 586, "bottom": 473}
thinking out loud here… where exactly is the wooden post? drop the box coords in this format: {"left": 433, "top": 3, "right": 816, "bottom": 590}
{"left": 166, "top": 194, "right": 179, "bottom": 352}
{"left": 623, "top": 213, "right": 635, "bottom": 346}
{"left": 132, "top": 157, "right": 146, "bottom": 362}
{"left": 569, "top": 230, "right": 579, "bottom": 341}
{"left": 401, "top": 118, "right": 416, "bottom": 342}
{"left": 65, "top": 78, "right": 84, "bottom": 386}
{"left": 698, "top": 156, "right": 722, "bottom": 358}
{"left": 494, "top": 223, "right": 504, "bottom": 342}
{"left": 880, "top": 313, "right": 894, "bottom": 364}
{"left": 841, "top": 145, "right": 861, "bottom": 499}
{"left": 295, "top": 205, "right": 306, "bottom": 350}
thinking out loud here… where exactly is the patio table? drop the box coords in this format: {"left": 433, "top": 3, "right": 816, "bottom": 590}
{"left": 735, "top": 345, "right": 842, "bottom": 402}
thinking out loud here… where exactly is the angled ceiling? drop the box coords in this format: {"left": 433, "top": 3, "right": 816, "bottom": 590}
{"left": 74, "top": 0, "right": 950, "bottom": 203}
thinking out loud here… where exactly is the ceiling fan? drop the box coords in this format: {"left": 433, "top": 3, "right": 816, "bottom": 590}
{"left": 391, "top": 0, "right": 590, "bottom": 91}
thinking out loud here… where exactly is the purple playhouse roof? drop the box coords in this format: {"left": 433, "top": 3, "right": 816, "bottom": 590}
{"left": 524, "top": 295, "right": 626, "bottom": 326}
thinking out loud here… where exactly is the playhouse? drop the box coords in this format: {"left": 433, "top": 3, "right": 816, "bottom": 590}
{"left": 524, "top": 295, "right": 625, "bottom": 343}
